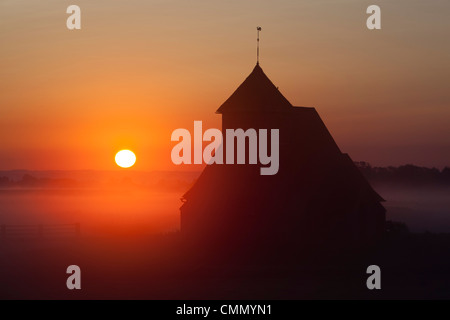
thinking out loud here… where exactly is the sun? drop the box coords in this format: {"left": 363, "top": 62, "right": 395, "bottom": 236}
{"left": 115, "top": 150, "right": 136, "bottom": 168}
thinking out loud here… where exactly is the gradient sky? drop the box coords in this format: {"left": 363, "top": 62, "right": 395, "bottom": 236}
{"left": 1, "top": 0, "right": 449, "bottom": 170}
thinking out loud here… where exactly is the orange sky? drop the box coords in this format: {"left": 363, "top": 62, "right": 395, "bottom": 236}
{"left": 1, "top": 0, "right": 449, "bottom": 170}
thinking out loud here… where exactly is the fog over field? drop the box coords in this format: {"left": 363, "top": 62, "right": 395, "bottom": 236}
{"left": 0, "top": 168, "right": 449, "bottom": 300}
{"left": 375, "top": 185, "right": 450, "bottom": 232}
{"left": 0, "top": 168, "right": 449, "bottom": 236}
{"left": 0, "top": 170, "right": 198, "bottom": 237}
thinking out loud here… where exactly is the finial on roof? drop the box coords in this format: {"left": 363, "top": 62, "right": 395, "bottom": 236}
{"left": 256, "top": 26, "right": 262, "bottom": 65}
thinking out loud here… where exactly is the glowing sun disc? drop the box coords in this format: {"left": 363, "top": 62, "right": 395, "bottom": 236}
{"left": 115, "top": 150, "right": 136, "bottom": 168}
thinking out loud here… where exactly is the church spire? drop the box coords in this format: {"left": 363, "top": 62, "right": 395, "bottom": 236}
{"left": 256, "top": 26, "right": 262, "bottom": 65}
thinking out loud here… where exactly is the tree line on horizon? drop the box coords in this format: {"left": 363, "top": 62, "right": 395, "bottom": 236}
{"left": 0, "top": 163, "right": 449, "bottom": 188}
{"left": 355, "top": 162, "right": 450, "bottom": 186}
{"left": 0, "top": 173, "right": 193, "bottom": 191}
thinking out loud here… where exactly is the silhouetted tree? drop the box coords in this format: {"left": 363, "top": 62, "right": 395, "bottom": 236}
{"left": 355, "top": 162, "right": 450, "bottom": 186}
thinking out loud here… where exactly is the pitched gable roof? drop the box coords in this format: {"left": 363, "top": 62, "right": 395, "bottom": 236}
{"left": 216, "top": 63, "right": 292, "bottom": 114}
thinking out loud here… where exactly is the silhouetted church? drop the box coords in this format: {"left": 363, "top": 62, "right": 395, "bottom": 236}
{"left": 180, "top": 63, "right": 385, "bottom": 251}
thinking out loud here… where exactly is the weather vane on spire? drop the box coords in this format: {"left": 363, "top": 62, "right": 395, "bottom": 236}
{"left": 257, "top": 26, "right": 262, "bottom": 65}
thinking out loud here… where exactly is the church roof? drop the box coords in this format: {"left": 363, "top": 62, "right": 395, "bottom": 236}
{"left": 216, "top": 63, "right": 292, "bottom": 114}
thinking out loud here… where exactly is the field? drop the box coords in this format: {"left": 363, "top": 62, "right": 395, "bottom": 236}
{"left": 1, "top": 171, "right": 450, "bottom": 299}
